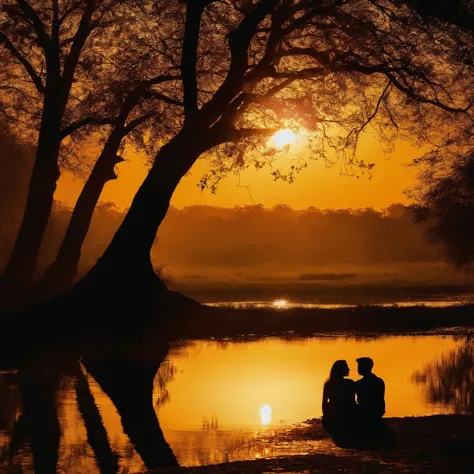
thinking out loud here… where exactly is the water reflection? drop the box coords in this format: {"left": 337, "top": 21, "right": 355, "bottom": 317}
{"left": 0, "top": 334, "right": 469, "bottom": 472}
{"left": 83, "top": 359, "right": 178, "bottom": 470}
{"left": 412, "top": 342, "right": 474, "bottom": 414}
{"left": 153, "top": 361, "right": 177, "bottom": 408}
{"left": 259, "top": 404, "right": 272, "bottom": 425}
{"left": 0, "top": 347, "right": 177, "bottom": 473}
{"left": 75, "top": 365, "right": 120, "bottom": 474}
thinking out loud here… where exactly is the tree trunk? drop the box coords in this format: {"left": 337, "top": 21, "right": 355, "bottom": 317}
{"left": 66, "top": 128, "right": 207, "bottom": 315}
{"left": 1, "top": 94, "right": 62, "bottom": 298}
{"left": 39, "top": 131, "right": 125, "bottom": 295}
{"left": 32, "top": 126, "right": 211, "bottom": 343}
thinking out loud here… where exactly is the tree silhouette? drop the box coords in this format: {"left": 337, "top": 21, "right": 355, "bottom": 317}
{"left": 39, "top": 72, "right": 182, "bottom": 295}
{"left": 409, "top": 150, "right": 474, "bottom": 268}
{"left": 0, "top": 0, "right": 145, "bottom": 294}
{"left": 404, "top": 2, "right": 474, "bottom": 269}
{"left": 59, "top": 0, "right": 471, "bottom": 322}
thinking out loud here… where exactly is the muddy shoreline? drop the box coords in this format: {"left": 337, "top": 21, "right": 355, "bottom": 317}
{"left": 143, "top": 415, "right": 474, "bottom": 473}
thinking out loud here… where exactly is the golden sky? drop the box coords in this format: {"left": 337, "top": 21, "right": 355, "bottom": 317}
{"left": 55, "top": 132, "right": 422, "bottom": 210}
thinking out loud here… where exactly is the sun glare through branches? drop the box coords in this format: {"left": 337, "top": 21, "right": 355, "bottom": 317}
{"left": 271, "top": 129, "right": 297, "bottom": 149}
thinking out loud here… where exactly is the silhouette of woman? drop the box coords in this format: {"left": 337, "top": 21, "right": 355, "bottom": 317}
{"left": 322, "top": 360, "right": 357, "bottom": 446}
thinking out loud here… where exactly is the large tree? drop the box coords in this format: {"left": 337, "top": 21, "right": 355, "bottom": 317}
{"left": 52, "top": 0, "right": 471, "bottom": 325}
{"left": 403, "top": 1, "right": 474, "bottom": 268}
{"left": 0, "top": 0, "right": 137, "bottom": 292}
{"left": 37, "top": 3, "right": 184, "bottom": 294}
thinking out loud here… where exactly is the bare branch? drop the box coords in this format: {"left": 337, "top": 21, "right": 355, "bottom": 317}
{"left": 354, "top": 80, "right": 392, "bottom": 139}
{"left": 123, "top": 112, "right": 154, "bottom": 135}
{"left": 386, "top": 72, "right": 472, "bottom": 115}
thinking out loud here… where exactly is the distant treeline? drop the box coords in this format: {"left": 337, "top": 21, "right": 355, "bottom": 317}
{"left": 156, "top": 204, "right": 440, "bottom": 269}
{"left": 1, "top": 200, "right": 442, "bottom": 279}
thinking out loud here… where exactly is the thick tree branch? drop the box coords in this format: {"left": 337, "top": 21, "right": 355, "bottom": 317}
{"left": 61, "top": 0, "right": 96, "bottom": 109}
{"left": 59, "top": 1, "right": 83, "bottom": 24}
{"left": 277, "top": 47, "right": 471, "bottom": 114}
{"left": 0, "top": 32, "right": 45, "bottom": 93}
{"left": 200, "top": 0, "right": 280, "bottom": 125}
{"left": 60, "top": 116, "right": 115, "bottom": 139}
{"left": 180, "top": 1, "right": 209, "bottom": 121}
{"left": 52, "top": 0, "right": 60, "bottom": 49}
{"left": 146, "top": 91, "right": 184, "bottom": 107}
{"left": 62, "top": 76, "right": 182, "bottom": 141}
{"left": 121, "top": 74, "right": 182, "bottom": 114}
{"left": 244, "top": 3, "right": 292, "bottom": 87}
{"left": 16, "top": 0, "right": 50, "bottom": 48}
{"left": 145, "top": 74, "right": 182, "bottom": 88}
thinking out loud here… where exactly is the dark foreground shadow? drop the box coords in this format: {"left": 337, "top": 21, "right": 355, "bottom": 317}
{"left": 323, "top": 417, "right": 397, "bottom": 449}
{"left": 1, "top": 340, "right": 179, "bottom": 473}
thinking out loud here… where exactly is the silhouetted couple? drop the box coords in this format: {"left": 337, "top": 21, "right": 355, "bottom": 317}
{"left": 322, "top": 357, "right": 394, "bottom": 448}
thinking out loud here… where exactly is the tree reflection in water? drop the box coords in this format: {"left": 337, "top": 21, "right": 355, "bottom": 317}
{"left": 0, "top": 343, "right": 179, "bottom": 473}
{"left": 2, "top": 368, "right": 61, "bottom": 474}
{"left": 412, "top": 343, "right": 474, "bottom": 414}
{"left": 75, "top": 365, "right": 121, "bottom": 474}
{"left": 84, "top": 358, "right": 178, "bottom": 470}
{"left": 153, "top": 360, "right": 177, "bottom": 408}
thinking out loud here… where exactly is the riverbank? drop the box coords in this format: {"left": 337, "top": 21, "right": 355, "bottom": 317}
{"left": 172, "top": 302, "right": 474, "bottom": 340}
{"left": 143, "top": 415, "right": 474, "bottom": 473}
{"left": 2, "top": 297, "right": 474, "bottom": 370}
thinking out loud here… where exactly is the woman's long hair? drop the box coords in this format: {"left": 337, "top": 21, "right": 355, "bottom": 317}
{"left": 329, "top": 360, "right": 348, "bottom": 380}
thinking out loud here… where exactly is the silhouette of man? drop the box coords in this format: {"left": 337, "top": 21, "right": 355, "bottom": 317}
{"left": 355, "top": 357, "right": 385, "bottom": 420}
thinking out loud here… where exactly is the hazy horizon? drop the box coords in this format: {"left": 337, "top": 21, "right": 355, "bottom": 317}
{"left": 2, "top": 201, "right": 472, "bottom": 304}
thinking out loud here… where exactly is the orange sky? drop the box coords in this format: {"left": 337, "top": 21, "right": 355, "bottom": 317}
{"left": 55, "top": 132, "right": 422, "bottom": 211}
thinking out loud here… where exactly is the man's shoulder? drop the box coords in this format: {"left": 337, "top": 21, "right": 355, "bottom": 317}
{"left": 356, "top": 374, "right": 384, "bottom": 385}
{"left": 373, "top": 374, "right": 385, "bottom": 385}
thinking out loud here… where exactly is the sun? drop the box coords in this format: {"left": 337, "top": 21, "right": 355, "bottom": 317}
{"left": 271, "top": 128, "right": 296, "bottom": 149}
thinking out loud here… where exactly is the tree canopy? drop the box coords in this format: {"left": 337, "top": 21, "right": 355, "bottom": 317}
{"left": 2, "top": 0, "right": 474, "bottom": 306}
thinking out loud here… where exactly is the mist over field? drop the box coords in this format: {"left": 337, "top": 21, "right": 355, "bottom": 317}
{"left": 154, "top": 205, "right": 474, "bottom": 302}
{"left": 2, "top": 196, "right": 472, "bottom": 303}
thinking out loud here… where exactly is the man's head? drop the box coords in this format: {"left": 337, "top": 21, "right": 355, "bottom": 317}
{"left": 357, "top": 357, "right": 374, "bottom": 376}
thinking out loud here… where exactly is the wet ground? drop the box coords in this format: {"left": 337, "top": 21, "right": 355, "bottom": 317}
{"left": 143, "top": 416, "right": 474, "bottom": 473}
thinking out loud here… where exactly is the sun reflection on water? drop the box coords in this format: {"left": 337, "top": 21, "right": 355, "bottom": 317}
{"left": 259, "top": 404, "right": 272, "bottom": 425}
{"left": 272, "top": 299, "right": 289, "bottom": 309}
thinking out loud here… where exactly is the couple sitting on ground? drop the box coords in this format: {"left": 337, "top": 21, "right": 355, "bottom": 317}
{"left": 322, "top": 357, "right": 394, "bottom": 448}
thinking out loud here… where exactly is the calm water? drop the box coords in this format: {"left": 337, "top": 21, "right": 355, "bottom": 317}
{"left": 0, "top": 334, "right": 472, "bottom": 472}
